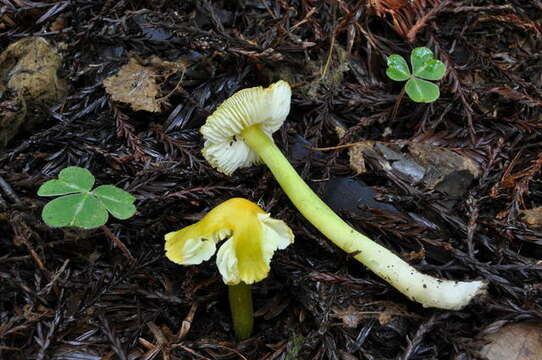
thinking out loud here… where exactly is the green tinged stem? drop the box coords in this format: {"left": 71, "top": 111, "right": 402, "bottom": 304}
{"left": 241, "top": 125, "right": 486, "bottom": 310}
{"left": 228, "top": 282, "right": 253, "bottom": 340}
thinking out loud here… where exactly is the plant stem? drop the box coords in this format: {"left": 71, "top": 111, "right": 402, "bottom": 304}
{"left": 228, "top": 282, "right": 253, "bottom": 340}
{"left": 390, "top": 85, "right": 406, "bottom": 124}
{"left": 241, "top": 125, "right": 486, "bottom": 310}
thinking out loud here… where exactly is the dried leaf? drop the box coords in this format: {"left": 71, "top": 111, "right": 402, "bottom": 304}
{"left": 520, "top": 207, "right": 542, "bottom": 229}
{"left": 103, "top": 57, "right": 180, "bottom": 112}
{"left": 481, "top": 322, "right": 542, "bottom": 360}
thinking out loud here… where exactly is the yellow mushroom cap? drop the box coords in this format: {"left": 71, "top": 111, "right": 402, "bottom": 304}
{"left": 164, "top": 198, "right": 294, "bottom": 285}
{"left": 201, "top": 81, "right": 291, "bottom": 175}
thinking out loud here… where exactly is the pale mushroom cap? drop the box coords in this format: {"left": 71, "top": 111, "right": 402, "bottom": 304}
{"left": 201, "top": 80, "right": 292, "bottom": 175}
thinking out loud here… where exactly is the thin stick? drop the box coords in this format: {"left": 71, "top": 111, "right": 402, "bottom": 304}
{"left": 307, "top": 141, "right": 368, "bottom": 151}
{"left": 100, "top": 225, "right": 136, "bottom": 263}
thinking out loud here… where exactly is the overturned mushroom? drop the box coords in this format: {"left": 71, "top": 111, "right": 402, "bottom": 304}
{"left": 200, "top": 80, "right": 487, "bottom": 310}
{"left": 165, "top": 197, "right": 294, "bottom": 340}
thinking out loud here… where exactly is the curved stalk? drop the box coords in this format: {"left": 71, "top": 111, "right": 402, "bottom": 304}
{"left": 241, "top": 125, "right": 486, "bottom": 310}
{"left": 228, "top": 282, "right": 253, "bottom": 340}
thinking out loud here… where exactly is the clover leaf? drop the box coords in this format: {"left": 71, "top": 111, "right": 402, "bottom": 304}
{"left": 38, "top": 167, "right": 136, "bottom": 229}
{"left": 411, "top": 47, "right": 446, "bottom": 80}
{"left": 386, "top": 55, "right": 411, "bottom": 81}
{"left": 386, "top": 47, "right": 446, "bottom": 103}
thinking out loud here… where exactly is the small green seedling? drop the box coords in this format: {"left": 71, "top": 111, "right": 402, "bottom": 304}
{"left": 38, "top": 167, "right": 136, "bottom": 229}
{"left": 386, "top": 47, "right": 446, "bottom": 103}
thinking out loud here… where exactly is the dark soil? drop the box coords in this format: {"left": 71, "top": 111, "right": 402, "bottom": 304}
{"left": 1, "top": 1, "right": 542, "bottom": 359}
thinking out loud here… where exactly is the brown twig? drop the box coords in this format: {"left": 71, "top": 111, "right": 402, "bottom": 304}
{"left": 100, "top": 225, "right": 136, "bottom": 263}
{"left": 10, "top": 214, "right": 48, "bottom": 274}
{"left": 406, "top": 0, "right": 453, "bottom": 42}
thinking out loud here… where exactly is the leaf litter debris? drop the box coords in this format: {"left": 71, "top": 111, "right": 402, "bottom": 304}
{"left": 0, "top": 37, "right": 68, "bottom": 148}
{"left": 103, "top": 56, "right": 187, "bottom": 113}
{"left": 1, "top": 1, "right": 542, "bottom": 359}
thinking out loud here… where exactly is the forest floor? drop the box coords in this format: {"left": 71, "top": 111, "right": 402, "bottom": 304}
{"left": 1, "top": 1, "right": 542, "bottom": 359}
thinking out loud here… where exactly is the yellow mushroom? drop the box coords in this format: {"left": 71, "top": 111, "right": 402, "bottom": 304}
{"left": 199, "top": 80, "right": 487, "bottom": 310}
{"left": 164, "top": 197, "right": 294, "bottom": 340}
{"left": 165, "top": 197, "right": 294, "bottom": 285}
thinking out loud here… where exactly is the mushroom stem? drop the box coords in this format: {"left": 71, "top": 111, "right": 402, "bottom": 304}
{"left": 228, "top": 282, "right": 254, "bottom": 340}
{"left": 241, "top": 125, "right": 486, "bottom": 310}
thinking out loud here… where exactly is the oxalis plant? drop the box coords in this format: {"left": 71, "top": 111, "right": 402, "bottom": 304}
{"left": 38, "top": 167, "right": 136, "bottom": 228}
{"left": 38, "top": 167, "right": 137, "bottom": 261}
{"left": 386, "top": 47, "right": 446, "bottom": 103}
{"left": 191, "top": 80, "right": 486, "bottom": 312}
